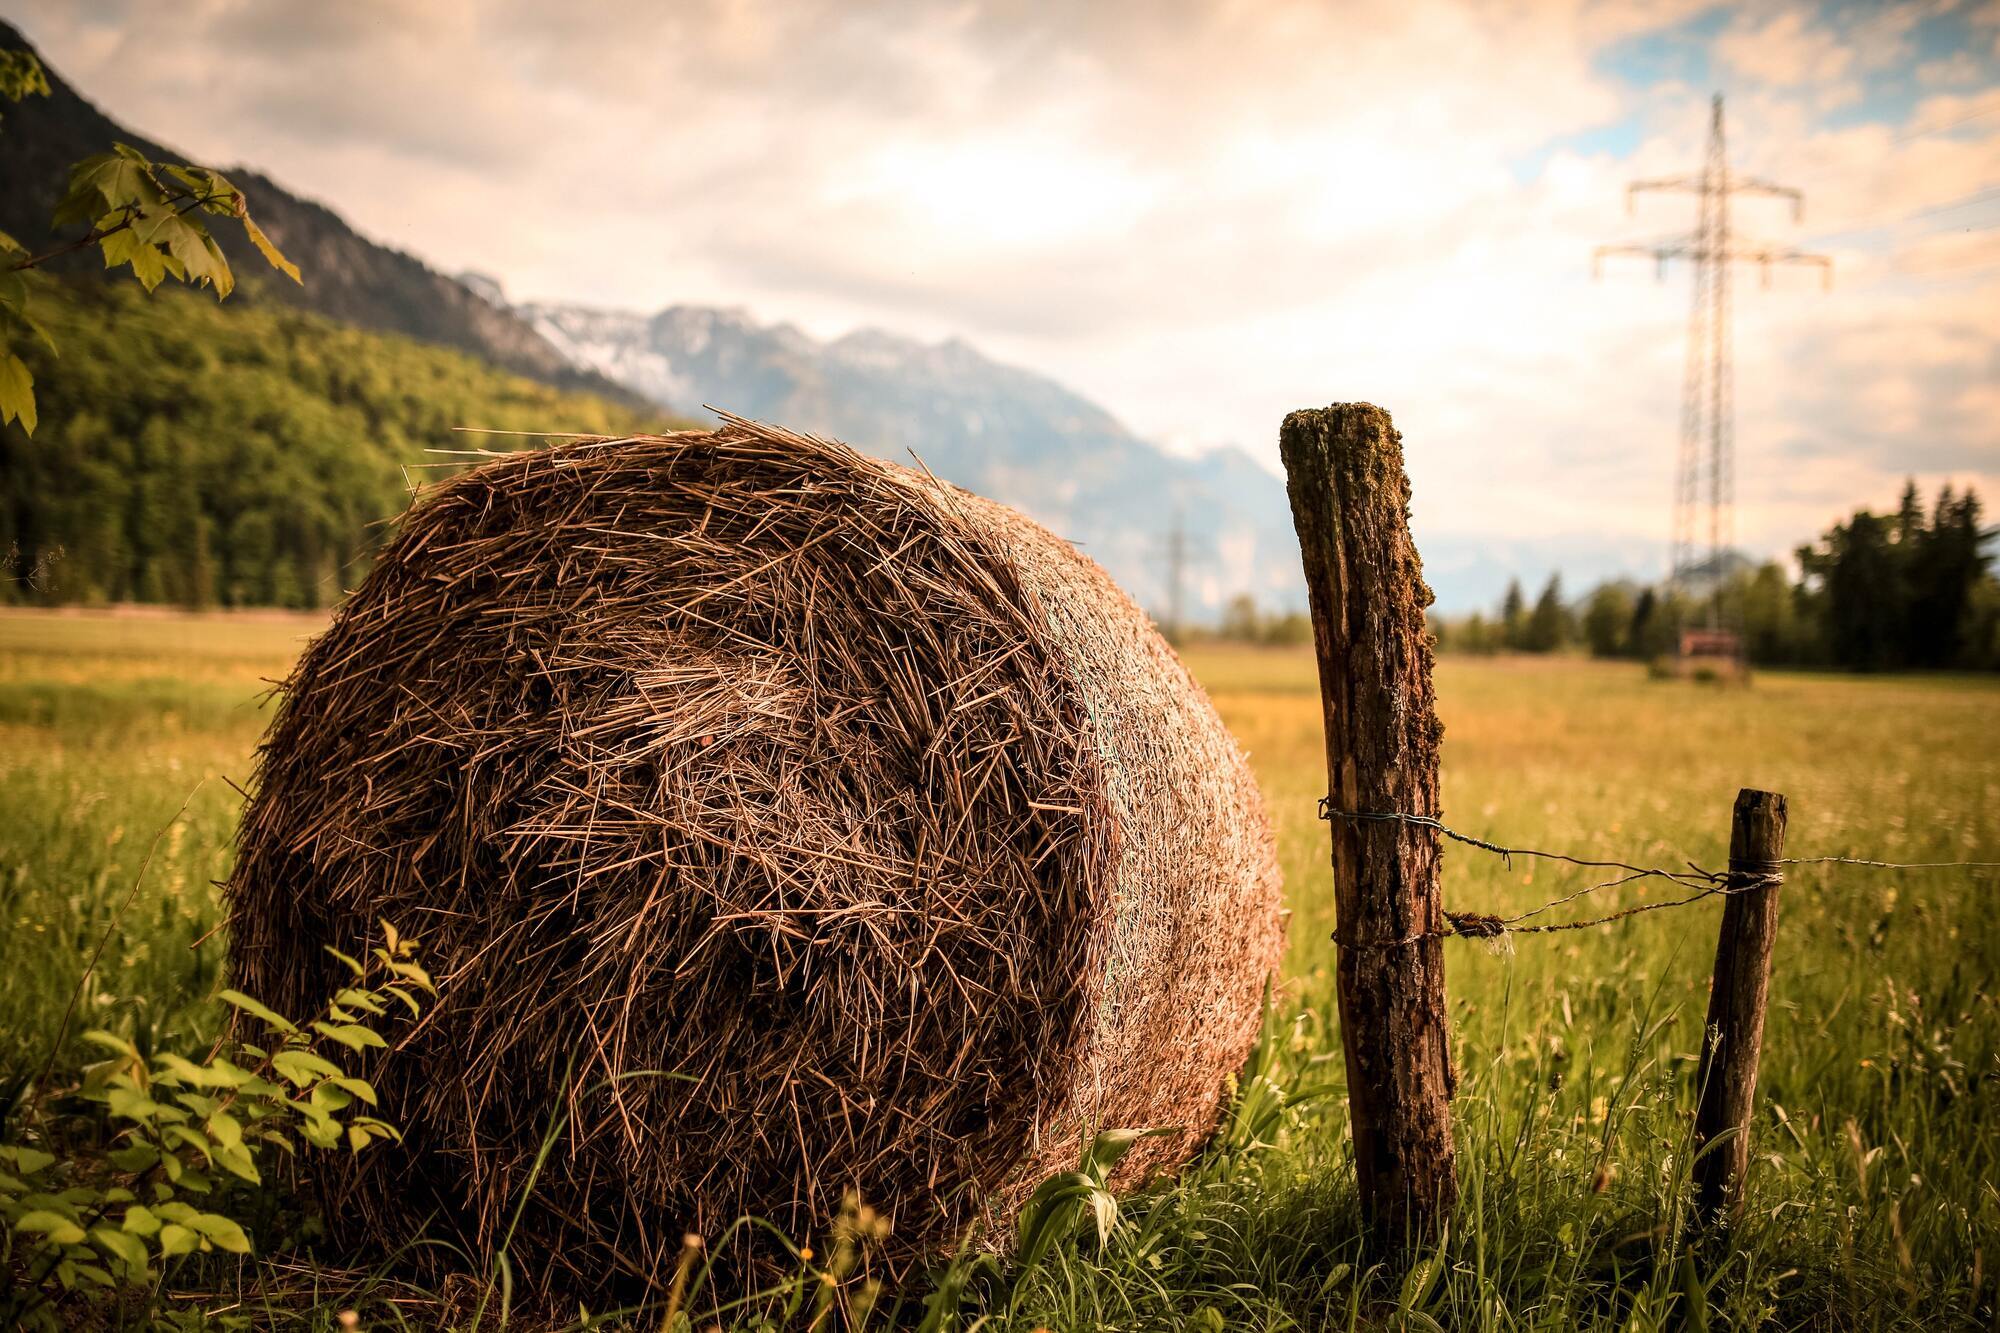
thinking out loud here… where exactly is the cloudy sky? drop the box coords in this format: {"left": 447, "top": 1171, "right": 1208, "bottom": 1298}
{"left": 12, "top": 0, "right": 2000, "bottom": 599}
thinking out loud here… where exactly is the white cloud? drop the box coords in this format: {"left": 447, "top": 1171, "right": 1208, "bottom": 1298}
{"left": 1716, "top": 8, "right": 1855, "bottom": 88}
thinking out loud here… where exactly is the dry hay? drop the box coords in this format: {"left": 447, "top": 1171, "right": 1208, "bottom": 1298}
{"left": 227, "top": 416, "right": 1285, "bottom": 1293}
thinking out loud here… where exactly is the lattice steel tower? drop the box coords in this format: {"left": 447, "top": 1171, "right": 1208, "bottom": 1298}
{"left": 1595, "top": 94, "right": 1829, "bottom": 624}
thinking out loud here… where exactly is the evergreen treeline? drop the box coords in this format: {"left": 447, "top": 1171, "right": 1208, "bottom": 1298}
{"left": 2, "top": 282, "right": 667, "bottom": 607}
{"left": 1432, "top": 482, "right": 1999, "bottom": 672}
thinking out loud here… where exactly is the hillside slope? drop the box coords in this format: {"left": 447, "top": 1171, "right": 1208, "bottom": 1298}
{"left": 0, "top": 19, "right": 633, "bottom": 402}
{"left": 0, "top": 282, "right": 667, "bottom": 607}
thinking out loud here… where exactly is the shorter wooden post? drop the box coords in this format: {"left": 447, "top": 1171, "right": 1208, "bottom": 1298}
{"left": 1692, "top": 788, "right": 1788, "bottom": 1224}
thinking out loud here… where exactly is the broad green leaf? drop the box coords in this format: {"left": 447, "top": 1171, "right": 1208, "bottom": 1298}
{"left": 111, "top": 229, "right": 169, "bottom": 292}
{"left": 162, "top": 1124, "right": 213, "bottom": 1164}
{"left": 325, "top": 947, "right": 366, "bottom": 979}
{"left": 144, "top": 211, "right": 227, "bottom": 295}
{"left": 243, "top": 214, "right": 301, "bottom": 283}
{"left": 297, "top": 1116, "right": 340, "bottom": 1149}
{"left": 336, "top": 988, "right": 387, "bottom": 1016}
{"left": 188, "top": 1211, "right": 251, "bottom": 1254}
{"left": 0, "top": 1146, "right": 56, "bottom": 1175}
{"left": 105, "top": 1085, "right": 172, "bottom": 1121}
{"left": 107, "top": 1143, "right": 161, "bottom": 1174}
{"left": 161, "top": 164, "right": 214, "bottom": 197}
{"left": 156, "top": 1223, "right": 199, "bottom": 1257}
{"left": 0, "top": 226, "right": 25, "bottom": 256}
{"left": 90, "top": 1225, "right": 149, "bottom": 1273}
{"left": 329, "top": 1076, "right": 379, "bottom": 1106}
{"left": 199, "top": 228, "right": 235, "bottom": 298}
{"left": 312, "top": 1021, "right": 386, "bottom": 1051}
{"left": 121, "top": 1205, "right": 162, "bottom": 1236}
{"left": 388, "top": 959, "right": 436, "bottom": 991}
{"left": 380, "top": 984, "right": 423, "bottom": 1016}
{"left": 54, "top": 149, "right": 161, "bottom": 228}
{"left": 352, "top": 1116, "right": 401, "bottom": 1144}
{"left": 156, "top": 1052, "right": 242, "bottom": 1089}
{"left": 131, "top": 207, "right": 223, "bottom": 294}
{"left": 80, "top": 1058, "right": 125, "bottom": 1095}
{"left": 213, "top": 1142, "right": 260, "bottom": 1185}
{"left": 206, "top": 1111, "right": 244, "bottom": 1151}
{"left": 97, "top": 219, "right": 145, "bottom": 267}
{"left": 218, "top": 989, "right": 298, "bottom": 1033}
{"left": 1, "top": 349, "right": 37, "bottom": 433}
{"left": 310, "top": 1081, "right": 354, "bottom": 1113}
{"left": 57, "top": 1257, "right": 115, "bottom": 1289}
{"left": 272, "top": 1048, "right": 343, "bottom": 1087}
{"left": 15, "top": 1209, "right": 87, "bottom": 1245}
{"left": 213, "top": 1059, "right": 259, "bottom": 1087}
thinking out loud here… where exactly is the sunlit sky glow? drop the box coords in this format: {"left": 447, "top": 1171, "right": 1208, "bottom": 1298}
{"left": 13, "top": 0, "right": 2000, "bottom": 597}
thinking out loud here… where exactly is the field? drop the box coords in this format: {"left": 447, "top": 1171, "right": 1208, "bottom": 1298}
{"left": 3, "top": 607, "right": 1997, "bottom": 1328}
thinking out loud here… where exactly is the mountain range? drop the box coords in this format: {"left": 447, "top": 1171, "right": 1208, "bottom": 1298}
{"left": 507, "top": 295, "right": 1306, "bottom": 619}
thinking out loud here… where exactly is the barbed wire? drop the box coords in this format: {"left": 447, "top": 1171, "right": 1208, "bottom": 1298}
{"left": 1315, "top": 800, "right": 1999, "bottom": 950}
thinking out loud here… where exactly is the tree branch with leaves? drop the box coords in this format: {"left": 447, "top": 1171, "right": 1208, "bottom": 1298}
{"left": 0, "top": 47, "right": 300, "bottom": 435}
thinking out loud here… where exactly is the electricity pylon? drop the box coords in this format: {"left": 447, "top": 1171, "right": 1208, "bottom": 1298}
{"left": 1594, "top": 94, "right": 1830, "bottom": 626}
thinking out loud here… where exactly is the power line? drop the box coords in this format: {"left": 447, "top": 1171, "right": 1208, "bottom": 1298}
{"left": 1592, "top": 95, "right": 1831, "bottom": 634}
{"left": 1783, "top": 101, "right": 2000, "bottom": 191}
{"left": 1800, "top": 183, "right": 2000, "bottom": 244}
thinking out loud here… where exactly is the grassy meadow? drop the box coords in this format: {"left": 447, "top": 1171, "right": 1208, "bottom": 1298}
{"left": 2, "top": 608, "right": 1997, "bottom": 1328}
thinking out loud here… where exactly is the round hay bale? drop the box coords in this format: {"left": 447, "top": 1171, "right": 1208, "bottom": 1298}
{"left": 227, "top": 417, "right": 1285, "bottom": 1288}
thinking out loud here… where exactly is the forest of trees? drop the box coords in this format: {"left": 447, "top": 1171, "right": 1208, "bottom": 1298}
{"left": 1, "top": 281, "right": 666, "bottom": 608}
{"left": 1430, "top": 482, "right": 1999, "bottom": 672}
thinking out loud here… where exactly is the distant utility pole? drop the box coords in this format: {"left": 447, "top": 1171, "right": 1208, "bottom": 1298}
{"left": 1594, "top": 94, "right": 1830, "bottom": 626}
{"left": 1166, "top": 508, "right": 1187, "bottom": 641}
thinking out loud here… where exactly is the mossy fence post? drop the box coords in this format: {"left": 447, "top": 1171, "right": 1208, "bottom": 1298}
{"left": 1279, "top": 403, "right": 1457, "bottom": 1249}
{"left": 1692, "top": 787, "right": 1788, "bottom": 1225}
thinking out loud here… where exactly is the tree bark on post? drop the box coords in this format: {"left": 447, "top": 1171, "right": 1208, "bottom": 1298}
{"left": 1278, "top": 403, "right": 1457, "bottom": 1248}
{"left": 1692, "top": 788, "right": 1788, "bottom": 1225}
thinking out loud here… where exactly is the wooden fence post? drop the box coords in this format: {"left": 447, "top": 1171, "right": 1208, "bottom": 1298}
{"left": 1278, "top": 403, "right": 1457, "bottom": 1248}
{"left": 1692, "top": 788, "right": 1789, "bottom": 1225}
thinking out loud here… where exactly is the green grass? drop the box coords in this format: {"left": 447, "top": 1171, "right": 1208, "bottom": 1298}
{"left": 0, "top": 610, "right": 313, "bottom": 1078}
{"left": 3, "top": 612, "right": 1996, "bottom": 1328}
